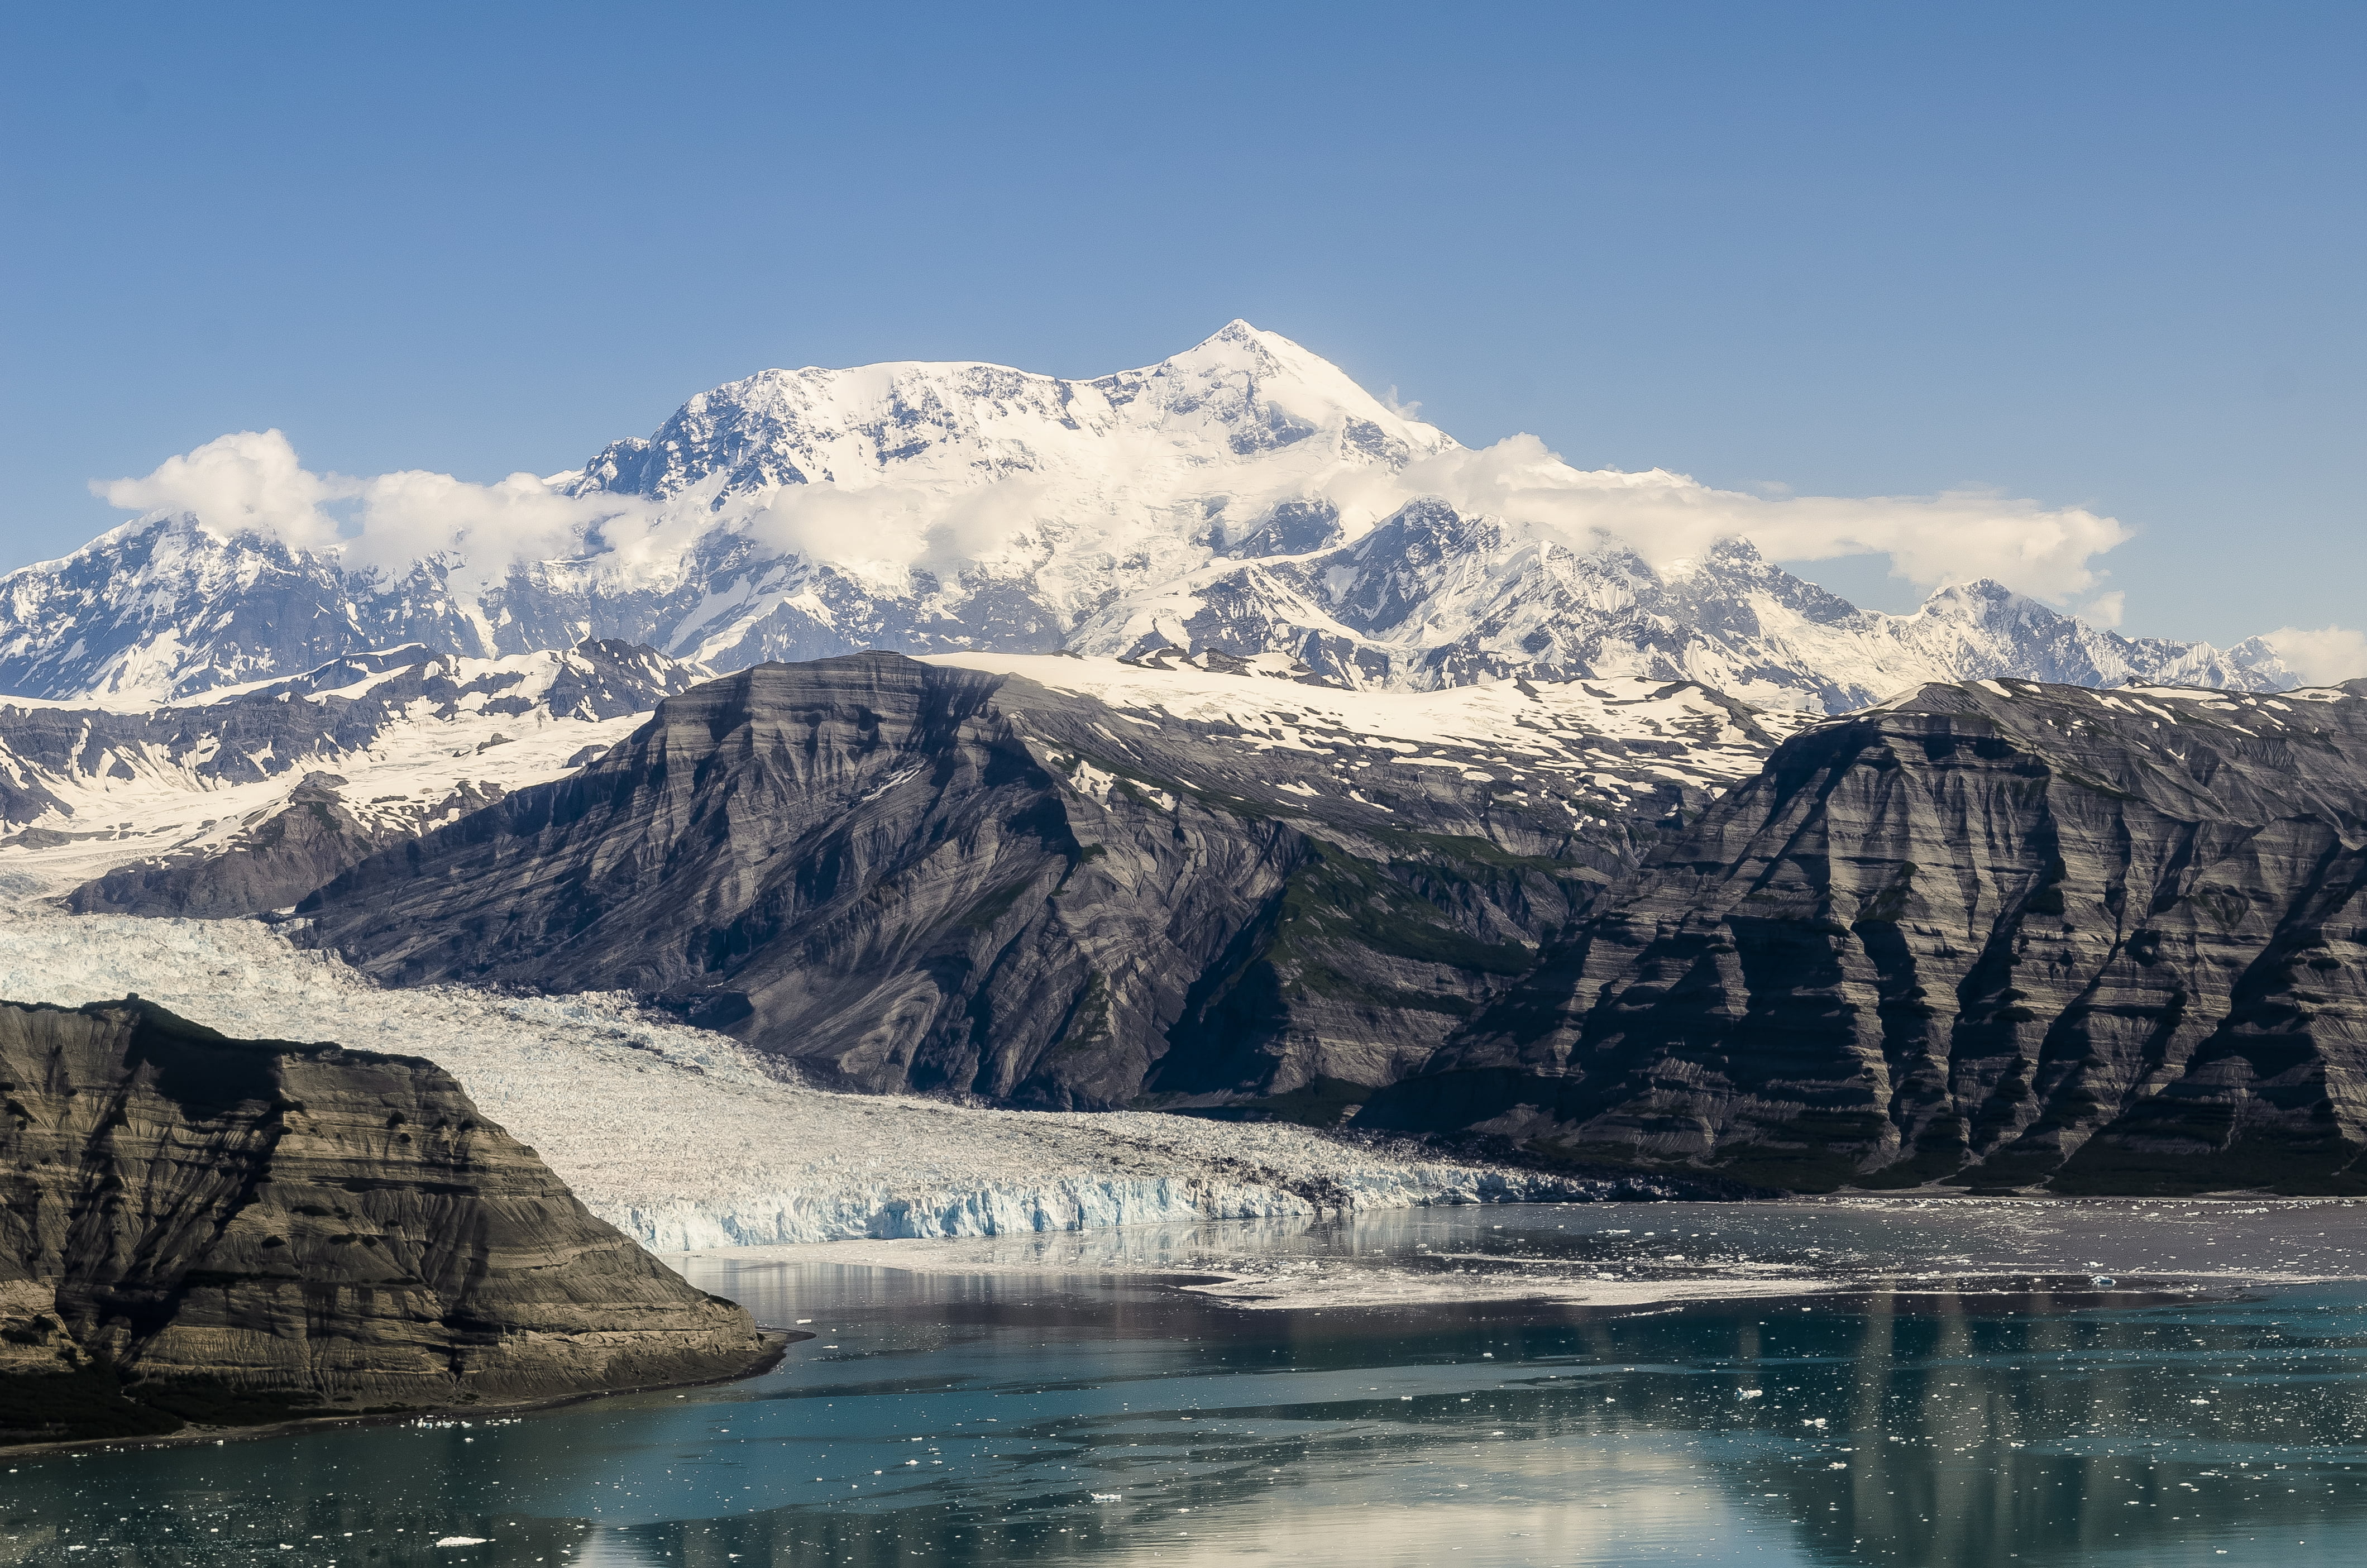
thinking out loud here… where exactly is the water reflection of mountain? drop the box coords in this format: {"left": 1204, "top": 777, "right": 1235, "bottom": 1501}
{"left": 1526, "top": 1287, "right": 2367, "bottom": 1566}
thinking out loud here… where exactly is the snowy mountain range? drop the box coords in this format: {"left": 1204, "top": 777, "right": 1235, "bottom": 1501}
{"left": 0, "top": 640, "right": 705, "bottom": 913}
{"left": 0, "top": 322, "right": 2300, "bottom": 710}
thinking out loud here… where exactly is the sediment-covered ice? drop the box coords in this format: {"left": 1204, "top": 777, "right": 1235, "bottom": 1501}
{"left": 0, "top": 907, "right": 1610, "bottom": 1250}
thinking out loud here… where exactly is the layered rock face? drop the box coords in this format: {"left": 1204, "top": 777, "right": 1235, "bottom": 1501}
{"left": 298, "top": 652, "right": 1796, "bottom": 1112}
{"left": 0, "top": 998, "right": 772, "bottom": 1446}
{"left": 1365, "top": 680, "right": 2367, "bottom": 1194}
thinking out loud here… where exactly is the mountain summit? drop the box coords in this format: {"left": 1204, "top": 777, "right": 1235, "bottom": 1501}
{"left": 0, "top": 323, "right": 2294, "bottom": 707}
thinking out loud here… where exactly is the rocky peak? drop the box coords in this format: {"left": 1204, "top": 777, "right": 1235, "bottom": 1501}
{"left": 293, "top": 651, "right": 1809, "bottom": 1111}
{"left": 0, "top": 328, "right": 2308, "bottom": 709}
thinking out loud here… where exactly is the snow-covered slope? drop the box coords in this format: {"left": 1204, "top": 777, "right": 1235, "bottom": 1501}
{"left": 0, "top": 640, "right": 704, "bottom": 907}
{"left": 1072, "top": 529, "right": 2293, "bottom": 709}
{"left": 0, "top": 321, "right": 2295, "bottom": 709}
{"left": 920, "top": 647, "right": 1819, "bottom": 814}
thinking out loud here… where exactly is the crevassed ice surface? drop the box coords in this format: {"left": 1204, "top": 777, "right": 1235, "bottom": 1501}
{"left": 0, "top": 908, "right": 1593, "bottom": 1248}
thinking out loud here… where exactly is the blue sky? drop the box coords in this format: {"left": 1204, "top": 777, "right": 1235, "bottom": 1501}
{"left": 3, "top": 2, "right": 2359, "bottom": 644}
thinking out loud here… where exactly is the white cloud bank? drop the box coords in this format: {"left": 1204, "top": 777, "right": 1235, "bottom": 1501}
{"left": 99, "top": 427, "right": 2143, "bottom": 611}
{"left": 1330, "top": 434, "right": 2134, "bottom": 602}
{"left": 96, "top": 430, "right": 629, "bottom": 580}
{"left": 2259, "top": 626, "right": 2367, "bottom": 686}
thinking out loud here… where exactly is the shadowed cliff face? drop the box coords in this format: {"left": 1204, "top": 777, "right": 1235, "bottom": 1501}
{"left": 297, "top": 653, "right": 1782, "bottom": 1113}
{"left": 1364, "top": 678, "right": 2367, "bottom": 1194}
{"left": 0, "top": 998, "right": 772, "bottom": 1446}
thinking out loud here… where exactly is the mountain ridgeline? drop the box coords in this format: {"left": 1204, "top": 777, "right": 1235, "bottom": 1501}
{"left": 288, "top": 656, "right": 2367, "bottom": 1194}
{"left": 0, "top": 317, "right": 2353, "bottom": 1196}
{"left": 0, "top": 323, "right": 2300, "bottom": 710}
{"left": 0, "top": 640, "right": 707, "bottom": 919}
{"left": 295, "top": 652, "right": 1791, "bottom": 1115}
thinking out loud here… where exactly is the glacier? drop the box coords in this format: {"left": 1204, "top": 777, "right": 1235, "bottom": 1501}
{"left": 0, "top": 903, "right": 1632, "bottom": 1252}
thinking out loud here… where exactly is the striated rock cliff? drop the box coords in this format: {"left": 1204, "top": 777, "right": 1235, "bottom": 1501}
{"left": 0, "top": 997, "right": 773, "bottom": 1446}
{"left": 1364, "top": 679, "right": 2367, "bottom": 1194}
{"left": 297, "top": 651, "right": 1799, "bottom": 1113}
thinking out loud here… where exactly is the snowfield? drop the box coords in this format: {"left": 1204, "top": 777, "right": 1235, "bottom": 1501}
{"left": 0, "top": 645, "right": 686, "bottom": 901}
{"left": 0, "top": 906, "right": 1610, "bottom": 1251}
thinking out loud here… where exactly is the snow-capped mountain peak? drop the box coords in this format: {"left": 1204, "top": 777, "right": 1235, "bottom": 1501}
{"left": 0, "top": 322, "right": 2304, "bottom": 709}
{"left": 567, "top": 320, "right": 1453, "bottom": 510}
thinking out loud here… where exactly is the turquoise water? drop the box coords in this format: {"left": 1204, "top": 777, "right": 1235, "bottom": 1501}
{"left": 9, "top": 1202, "right": 2367, "bottom": 1566}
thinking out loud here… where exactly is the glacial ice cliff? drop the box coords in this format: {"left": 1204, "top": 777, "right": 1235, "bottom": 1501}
{"left": 0, "top": 909, "right": 1644, "bottom": 1256}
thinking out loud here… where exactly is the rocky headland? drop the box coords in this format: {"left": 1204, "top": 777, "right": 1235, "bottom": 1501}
{"left": 0, "top": 997, "right": 776, "bottom": 1447}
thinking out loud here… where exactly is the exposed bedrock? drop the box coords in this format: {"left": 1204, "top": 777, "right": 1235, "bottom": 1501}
{"left": 0, "top": 997, "right": 773, "bottom": 1446}
{"left": 298, "top": 653, "right": 1762, "bottom": 1111}
{"left": 1363, "top": 679, "right": 2367, "bottom": 1194}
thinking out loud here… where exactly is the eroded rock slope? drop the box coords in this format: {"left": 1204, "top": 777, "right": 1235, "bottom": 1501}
{"left": 1365, "top": 680, "right": 2367, "bottom": 1194}
{"left": 298, "top": 651, "right": 1802, "bottom": 1112}
{"left": 0, "top": 997, "right": 771, "bottom": 1446}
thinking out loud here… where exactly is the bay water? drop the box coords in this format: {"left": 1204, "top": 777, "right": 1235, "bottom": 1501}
{"left": 8, "top": 1201, "right": 2367, "bottom": 1566}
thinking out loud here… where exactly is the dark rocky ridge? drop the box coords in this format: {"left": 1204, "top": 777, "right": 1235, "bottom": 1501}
{"left": 60, "top": 772, "right": 508, "bottom": 920}
{"left": 1364, "top": 679, "right": 2367, "bottom": 1194}
{"left": 0, "top": 997, "right": 774, "bottom": 1447}
{"left": 297, "top": 653, "right": 1787, "bottom": 1112}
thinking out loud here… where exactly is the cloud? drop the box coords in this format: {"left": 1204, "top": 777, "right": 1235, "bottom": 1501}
{"left": 339, "top": 467, "right": 620, "bottom": 580}
{"left": 1322, "top": 434, "right": 2133, "bottom": 604}
{"left": 2078, "top": 590, "right": 2125, "bottom": 629}
{"left": 97, "top": 426, "right": 2138, "bottom": 613}
{"left": 97, "top": 430, "right": 348, "bottom": 553}
{"left": 740, "top": 477, "right": 1050, "bottom": 581}
{"left": 2259, "top": 625, "right": 2367, "bottom": 686}
{"left": 97, "top": 430, "right": 646, "bottom": 581}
